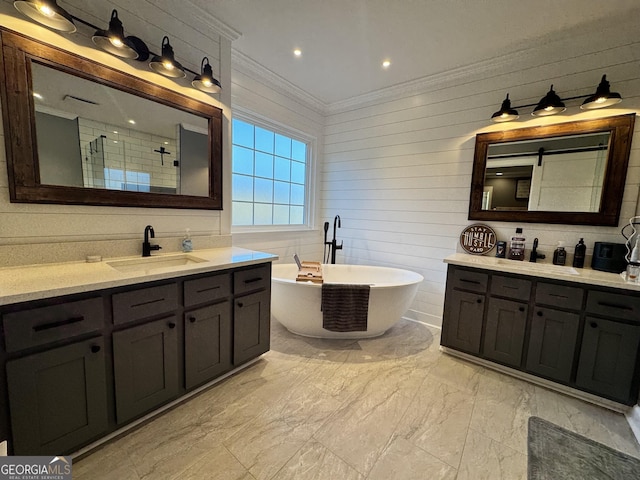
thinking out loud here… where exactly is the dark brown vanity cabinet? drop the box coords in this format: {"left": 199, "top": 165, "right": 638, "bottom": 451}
{"left": 442, "top": 264, "right": 640, "bottom": 405}
{"left": 525, "top": 283, "right": 583, "bottom": 383}
{"left": 113, "top": 317, "right": 180, "bottom": 424}
{"left": 575, "top": 291, "right": 640, "bottom": 401}
{"left": 0, "top": 261, "right": 273, "bottom": 455}
{"left": 441, "top": 269, "right": 487, "bottom": 354}
{"left": 3, "top": 299, "right": 108, "bottom": 455}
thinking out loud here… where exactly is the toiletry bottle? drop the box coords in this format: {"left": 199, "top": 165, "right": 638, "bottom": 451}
{"left": 508, "top": 228, "right": 526, "bottom": 261}
{"left": 553, "top": 241, "right": 566, "bottom": 265}
{"left": 573, "top": 238, "right": 586, "bottom": 268}
{"left": 631, "top": 237, "right": 640, "bottom": 264}
{"left": 182, "top": 228, "right": 193, "bottom": 252}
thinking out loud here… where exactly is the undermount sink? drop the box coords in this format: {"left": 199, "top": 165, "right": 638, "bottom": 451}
{"left": 496, "top": 258, "right": 579, "bottom": 276}
{"left": 108, "top": 254, "right": 208, "bottom": 273}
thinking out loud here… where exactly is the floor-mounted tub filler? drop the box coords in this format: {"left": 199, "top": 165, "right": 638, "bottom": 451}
{"left": 271, "top": 263, "right": 423, "bottom": 338}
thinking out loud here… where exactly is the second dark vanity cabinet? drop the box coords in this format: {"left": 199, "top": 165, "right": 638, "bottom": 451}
{"left": 575, "top": 291, "right": 640, "bottom": 401}
{"left": 442, "top": 263, "right": 640, "bottom": 405}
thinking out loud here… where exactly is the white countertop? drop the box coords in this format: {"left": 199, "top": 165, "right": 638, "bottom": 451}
{"left": 0, "top": 247, "right": 278, "bottom": 306}
{"left": 444, "top": 253, "right": 640, "bottom": 291}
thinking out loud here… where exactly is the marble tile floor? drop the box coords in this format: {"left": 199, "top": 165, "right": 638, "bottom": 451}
{"left": 74, "top": 318, "right": 640, "bottom": 480}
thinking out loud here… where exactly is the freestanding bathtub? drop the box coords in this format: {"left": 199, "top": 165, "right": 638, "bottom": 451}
{"left": 271, "top": 263, "right": 423, "bottom": 338}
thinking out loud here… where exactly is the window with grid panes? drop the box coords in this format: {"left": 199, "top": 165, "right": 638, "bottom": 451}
{"left": 232, "top": 117, "right": 308, "bottom": 226}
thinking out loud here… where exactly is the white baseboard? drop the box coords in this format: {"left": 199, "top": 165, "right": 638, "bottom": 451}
{"left": 625, "top": 405, "right": 640, "bottom": 445}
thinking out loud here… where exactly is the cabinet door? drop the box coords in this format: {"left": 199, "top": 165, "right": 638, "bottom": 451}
{"left": 526, "top": 307, "right": 579, "bottom": 383}
{"left": 442, "top": 289, "right": 485, "bottom": 354}
{"left": 185, "top": 302, "right": 232, "bottom": 389}
{"left": 575, "top": 317, "right": 640, "bottom": 404}
{"left": 6, "top": 338, "right": 108, "bottom": 455}
{"left": 483, "top": 298, "right": 527, "bottom": 367}
{"left": 234, "top": 290, "right": 270, "bottom": 365}
{"left": 113, "top": 317, "right": 179, "bottom": 424}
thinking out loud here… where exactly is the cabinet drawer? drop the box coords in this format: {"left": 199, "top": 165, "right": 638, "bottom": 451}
{"left": 3, "top": 297, "right": 104, "bottom": 353}
{"left": 234, "top": 264, "right": 270, "bottom": 296}
{"left": 490, "top": 275, "right": 531, "bottom": 301}
{"left": 535, "top": 282, "right": 584, "bottom": 310}
{"left": 184, "top": 273, "right": 231, "bottom": 307}
{"left": 112, "top": 283, "right": 178, "bottom": 325}
{"left": 451, "top": 268, "right": 488, "bottom": 293}
{"left": 586, "top": 290, "right": 640, "bottom": 323}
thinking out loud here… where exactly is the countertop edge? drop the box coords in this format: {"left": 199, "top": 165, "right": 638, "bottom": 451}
{"left": 0, "top": 247, "right": 279, "bottom": 307}
{"left": 444, "top": 253, "right": 640, "bottom": 291}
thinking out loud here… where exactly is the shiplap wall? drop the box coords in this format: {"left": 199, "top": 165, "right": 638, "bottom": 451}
{"left": 230, "top": 59, "right": 325, "bottom": 263}
{"left": 322, "top": 22, "right": 640, "bottom": 327}
{"left": 0, "top": 0, "right": 231, "bottom": 265}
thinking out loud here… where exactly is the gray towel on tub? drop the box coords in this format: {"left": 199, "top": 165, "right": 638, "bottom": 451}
{"left": 321, "top": 283, "right": 370, "bottom": 332}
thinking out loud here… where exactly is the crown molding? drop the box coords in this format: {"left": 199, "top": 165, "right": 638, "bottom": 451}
{"left": 183, "top": 0, "right": 241, "bottom": 42}
{"left": 231, "top": 49, "right": 328, "bottom": 115}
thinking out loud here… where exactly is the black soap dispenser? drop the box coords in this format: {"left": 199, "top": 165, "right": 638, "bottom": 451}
{"left": 573, "top": 238, "right": 586, "bottom": 268}
{"left": 553, "top": 241, "right": 567, "bottom": 266}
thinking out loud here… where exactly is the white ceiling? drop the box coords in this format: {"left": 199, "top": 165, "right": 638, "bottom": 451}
{"left": 191, "top": 0, "right": 640, "bottom": 105}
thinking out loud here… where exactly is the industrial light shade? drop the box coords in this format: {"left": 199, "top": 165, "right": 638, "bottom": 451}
{"left": 192, "top": 57, "right": 221, "bottom": 93}
{"left": 14, "top": 0, "right": 76, "bottom": 33}
{"left": 92, "top": 10, "right": 139, "bottom": 59}
{"left": 532, "top": 85, "right": 566, "bottom": 117}
{"left": 581, "top": 75, "right": 622, "bottom": 110}
{"left": 149, "top": 36, "right": 186, "bottom": 78}
{"left": 491, "top": 94, "right": 519, "bottom": 123}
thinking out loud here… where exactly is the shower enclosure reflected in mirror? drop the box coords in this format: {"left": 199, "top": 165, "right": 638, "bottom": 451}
{"left": 0, "top": 29, "right": 222, "bottom": 209}
{"left": 469, "top": 114, "right": 636, "bottom": 226}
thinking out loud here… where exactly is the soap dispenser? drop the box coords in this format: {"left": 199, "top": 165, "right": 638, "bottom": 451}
{"left": 553, "top": 241, "right": 567, "bottom": 265}
{"left": 573, "top": 238, "right": 586, "bottom": 268}
{"left": 182, "top": 228, "right": 193, "bottom": 252}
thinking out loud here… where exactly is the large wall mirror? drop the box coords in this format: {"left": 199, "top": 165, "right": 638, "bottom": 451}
{"left": 0, "top": 29, "right": 222, "bottom": 209}
{"left": 469, "top": 114, "right": 635, "bottom": 226}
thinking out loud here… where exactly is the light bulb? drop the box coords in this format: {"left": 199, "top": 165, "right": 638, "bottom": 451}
{"left": 109, "top": 37, "right": 124, "bottom": 48}
{"left": 38, "top": 4, "right": 54, "bottom": 16}
{"left": 163, "top": 61, "right": 174, "bottom": 70}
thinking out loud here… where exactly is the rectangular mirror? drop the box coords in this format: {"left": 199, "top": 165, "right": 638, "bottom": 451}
{"left": 0, "top": 29, "right": 222, "bottom": 209}
{"left": 469, "top": 114, "right": 635, "bottom": 226}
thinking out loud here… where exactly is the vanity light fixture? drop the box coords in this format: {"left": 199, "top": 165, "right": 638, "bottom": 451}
{"left": 92, "top": 10, "right": 142, "bottom": 60}
{"left": 491, "top": 74, "right": 623, "bottom": 122}
{"left": 14, "top": 0, "right": 76, "bottom": 33}
{"left": 149, "top": 36, "right": 186, "bottom": 78}
{"left": 192, "top": 57, "right": 221, "bottom": 93}
{"left": 532, "top": 85, "right": 566, "bottom": 117}
{"left": 581, "top": 75, "right": 622, "bottom": 110}
{"left": 14, "top": 2, "right": 221, "bottom": 95}
{"left": 491, "top": 93, "right": 519, "bottom": 122}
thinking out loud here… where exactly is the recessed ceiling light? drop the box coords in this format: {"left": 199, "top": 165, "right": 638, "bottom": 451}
{"left": 293, "top": 48, "right": 302, "bottom": 57}
{"left": 128, "top": 119, "right": 136, "bottom": 125}
{"left": 382, "top": 60, "right": 391, "bottom": 69}
{"left": 33, "top": 92, "right": 43, "bottom": 100}
{"left": 113, "top": 130, "right": 118, "bottom": 134}
{"left": 164, "top": 141, "right": 169, "bottom": 145}
{"left": 496, "top": 172, "right": 503, "bottom": 176}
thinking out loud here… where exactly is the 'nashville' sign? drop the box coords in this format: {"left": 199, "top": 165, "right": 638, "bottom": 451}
{"left": 459, "top": 224, "right": 497, "bottom": 255}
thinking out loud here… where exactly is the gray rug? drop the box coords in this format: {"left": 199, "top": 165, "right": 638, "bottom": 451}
{"left": 528, "top": 416, "right": 640, "bottom": 479}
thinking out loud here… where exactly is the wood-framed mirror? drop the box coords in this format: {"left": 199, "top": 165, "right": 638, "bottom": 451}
{"left": 468, "top": 114, "right": 635, "bottom": 226}
{"left": 0, "top": 29, "right": 223, "bottom": 209}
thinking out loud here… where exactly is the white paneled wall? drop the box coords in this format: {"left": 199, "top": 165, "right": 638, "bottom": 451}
{"left": 0, "top": 1, "right": 230, "bottom": 266}
{"left": 322, "top": 23, "right": 640, "bottom": 327}
{"left": 230, "top": 62, "right": 325, "bottom": 263}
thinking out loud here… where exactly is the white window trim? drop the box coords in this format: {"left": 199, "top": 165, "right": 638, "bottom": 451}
{"left": 231, "top": 107, "right": 317, "bottom": 233}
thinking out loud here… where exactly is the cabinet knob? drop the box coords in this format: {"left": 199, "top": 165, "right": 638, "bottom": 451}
{"left": 476, "top": 298, "right": 482, "bottom": 304}
{"left": 590, "top": 321, "right": 598, "bottom": 328}
{"left": 90, "top": 345, "right": 101, "bottom": 353}
{"left": 519, "top": 306, "right": 525, "bottom": 312}
{"left": 189, "top": 316, "right": 196, "bottom": 323}
{"left": 238, "top": 302, "right": 244, "bottom": 308}
{"left": 537, "top": 311, "right": 543, "bottom": 317}
{"left": 168, "top": 321, "right": 176, "bottom": 329}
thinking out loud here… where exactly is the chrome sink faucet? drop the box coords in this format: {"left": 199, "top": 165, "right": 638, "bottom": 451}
{"left": 142, "top": 225, "right": 162, "bottom": 257}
